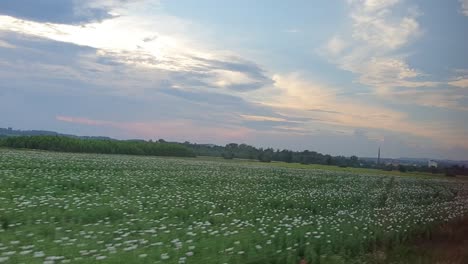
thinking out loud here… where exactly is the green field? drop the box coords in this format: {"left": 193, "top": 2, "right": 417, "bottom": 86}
{"left": 1, "top": 149, "right": 467, "bottom": 264}
{"left": 193, "top": 156, "right": 443, "bottom": 179}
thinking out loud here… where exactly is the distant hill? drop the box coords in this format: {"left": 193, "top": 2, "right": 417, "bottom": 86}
{"left": 0, "top": 127, "right": 114, "bottom": 140}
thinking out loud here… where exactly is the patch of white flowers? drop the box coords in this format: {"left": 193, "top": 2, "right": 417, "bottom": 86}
{"left": 0, "top": 149, "right": 467, "bottom": 263}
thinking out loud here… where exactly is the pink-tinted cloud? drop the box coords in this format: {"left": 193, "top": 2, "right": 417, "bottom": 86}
{"left": 56, "top": 115, "right": 252, "bottom": 143}
{"left": 56, "top": 116, "right": 113, "bottom": 126}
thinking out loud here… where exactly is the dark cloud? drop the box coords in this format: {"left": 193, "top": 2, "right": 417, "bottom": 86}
{"left": 143, "top": 35, "right": 158, "bottom": 42}
{"left": 1, "top": 33, "right": 95, "bottom": 63}
{"left": 0, "top": 0, "right": 124, "bottom": 24}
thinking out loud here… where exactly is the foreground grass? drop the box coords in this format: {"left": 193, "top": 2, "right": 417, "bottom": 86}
{"left": 1, "top": 149, "right": 467, "bottom": 263}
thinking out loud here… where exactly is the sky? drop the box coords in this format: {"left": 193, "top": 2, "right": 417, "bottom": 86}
{"left": 0, "top": 0, "right": 467, "bottom": 160}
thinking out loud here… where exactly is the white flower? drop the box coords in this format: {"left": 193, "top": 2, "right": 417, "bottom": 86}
{"left": 34, "top": 251, "right": 45, "bottom": 258}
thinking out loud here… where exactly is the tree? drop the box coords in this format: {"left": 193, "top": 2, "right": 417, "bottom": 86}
{"left": 398, "top": 165, "right": 407, "bottom": 173}
{"left": 258, "top": 148, "right": 274, "bottom": 162}
{"left": 222, "top": 151, "right": 234, "bottom": 159}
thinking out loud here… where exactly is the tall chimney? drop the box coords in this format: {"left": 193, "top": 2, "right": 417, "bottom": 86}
{"left": 377, "top": 147, "right": 381, "bottom": 165}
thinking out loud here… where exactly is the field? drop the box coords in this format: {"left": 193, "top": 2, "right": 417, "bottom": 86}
{"left": 1, "top": 149, "right": 468, "bottom": 264}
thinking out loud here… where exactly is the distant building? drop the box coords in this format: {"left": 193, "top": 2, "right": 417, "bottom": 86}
{"left": 428, "top": 160, "right": 438, "bottom": 168}
{"left": 385, "top": 160, "right": 399, "bottom": 166}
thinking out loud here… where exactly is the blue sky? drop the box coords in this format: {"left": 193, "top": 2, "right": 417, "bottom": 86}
{"left": 0, "top": 0, "right": 467, "bottom": 159}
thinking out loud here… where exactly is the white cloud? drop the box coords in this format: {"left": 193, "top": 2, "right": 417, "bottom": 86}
{"left": 321, "top": 0, "right": 455, "bottom": 108}
{"left": 324, "top": 35, "right": 347, "bottom": 57}
{"left": 347, "top": 0, "right": 420, "bottom": 51}
{"left": 348, "top": 0, "right": 400, "bottom": 12}
{"left": 210, "top": 70, "right": 258, "bottom": 89}
{"left": 239, "top": 114, "right": 287, "bottom": 122}
{"left": 449, "top": 76, "right": 468, "bottom": 88}
{"left": 346, "top": 56, "right": 439, "bottom": 92}
{"left": 449, "top": 78, "right": 468, "bottom": 88}
{"left": 0, "top": 14, "right": 202, "bottom": 72}
{"left": 351, "top": 14, "right": 419, "bottom": 50}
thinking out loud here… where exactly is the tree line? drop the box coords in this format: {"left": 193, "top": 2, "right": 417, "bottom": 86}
{"left": 2, "top": 135, "right": 466, "bottom": 176}
{"left": 182, "top": 142, "right": 364, "bottom": 167}
{"left": 0, "top": 136, "right": 195, "bottom": 157}
{"left": 0, "top": 136, "right": 364, "bottom": 167}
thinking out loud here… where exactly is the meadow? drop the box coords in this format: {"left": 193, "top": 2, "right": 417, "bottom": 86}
{"left": 1, "top": 149, "right": 467, "bottom": 263}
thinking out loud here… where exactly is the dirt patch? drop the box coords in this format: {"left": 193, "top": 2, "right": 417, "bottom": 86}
{"left": 414, "top": 217, "right": 468, "bottom": 264}
{"left": 365, "top": 217, "right": 468, "bottom": 264}
{"left": 417, "top": 178, "right": 468, "bottom": 263}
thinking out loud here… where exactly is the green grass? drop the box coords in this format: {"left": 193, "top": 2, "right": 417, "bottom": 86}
{"left": 0, "top": 149, "right": 467, "bottom": 264}
{"left": 194, "top": 156, "right": 442, "bottom": 179}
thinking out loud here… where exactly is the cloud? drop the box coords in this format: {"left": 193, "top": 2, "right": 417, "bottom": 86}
{"left": 351, "top": 0, "right": 400, "bottom": 12}
{"left": 256, "top": 74, "right": 404, "bottom": 128}
{"left": 324, "top": 35, "right": 347, "bottom": 57}
{"left": 385, "top": 89, "right": 468, "bottom": 111}
{"left": 0, "top": 11, "right": 271, "bottom": 92}
{"left": 56, "top": 116, "right": 110, "bottom": 126}
{"left": 350, "top": 1, "right": 420, "bottom": 50}
{"left": 0, "top": 40, "right": 15, "bottom": 49}
{"left": 0, "top": 0, "right": 134, "bottom": 24}
{"left": 308, "top": 109, "right": 342, "bottom": 114}
{"left": 333, "top": 0, "right": 422, "bottom": 71}
{"left": 0, "top": 32, "right": 287, "bottom": 139}
{"left": 322, "top": 1, "right": 468, "bottom": 114}
{"left": 210, "top": 70, "right": 262, "bottom": 90}
{"left": 449, "top": 78, "right": 468, "bottom": 88}
{"left": 347, "top": 56, "right": 439, "bottom": 93}
{"left": 321, "top": 0, "right": 465, "bottom": 112}
{"left": 240, "top": 115, "right": 287, "bottom": 122}
{"left": 56, "top": 115, "right": 252, "bottom": 142}
{"left": 461, "top": 0, "right": 468, "bottom": 16}
{"left": 249, "top": 73, "right": 468, "bottom": 149}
